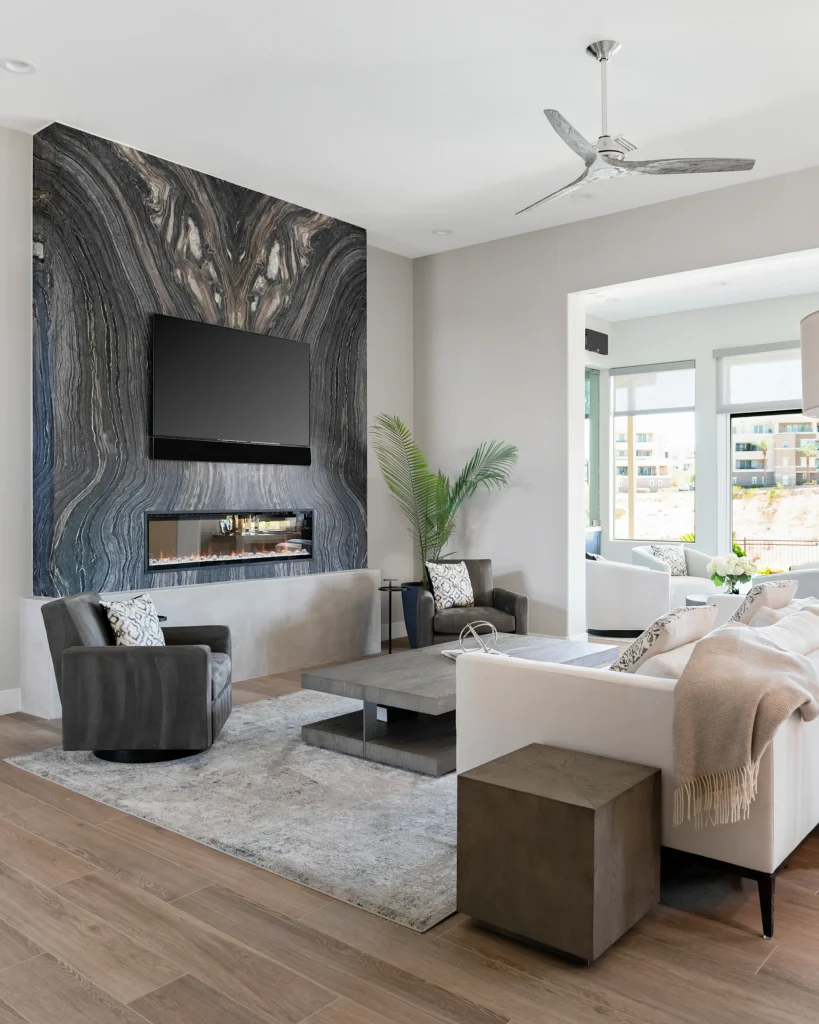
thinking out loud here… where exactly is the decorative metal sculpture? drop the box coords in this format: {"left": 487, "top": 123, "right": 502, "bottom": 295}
{"left": 459, "top": 621, "right": 509, "bottom": 657}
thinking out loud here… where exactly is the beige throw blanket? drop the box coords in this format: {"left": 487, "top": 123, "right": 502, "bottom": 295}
{"left": 673, "top": 626, "right": 819, "bottom": 828}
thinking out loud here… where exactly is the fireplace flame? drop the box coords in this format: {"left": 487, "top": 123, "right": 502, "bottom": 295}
{"left": 148, "top": 514, "right": 310, "bottom": 569}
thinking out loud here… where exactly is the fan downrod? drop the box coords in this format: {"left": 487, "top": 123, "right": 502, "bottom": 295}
{"left": 585, "top": 40, "right": 621, "bottom": 62}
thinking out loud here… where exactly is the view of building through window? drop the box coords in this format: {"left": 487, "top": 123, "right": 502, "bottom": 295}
{"left": 732, "top": 412, "right": 819, "bottom": 570}
{"left": 613, "top": 411, "right": 696, "bottom": 539}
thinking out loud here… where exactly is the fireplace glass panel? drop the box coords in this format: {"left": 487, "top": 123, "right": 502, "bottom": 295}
{"left": 146, "top": 510, "right": 313, "bottom": 571}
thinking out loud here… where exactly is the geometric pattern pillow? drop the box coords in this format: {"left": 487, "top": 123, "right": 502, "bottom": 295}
{"left": 426, "top": 561, "right": 475, "bottom": 613}
{"left": 728, "top": 580, "right": 799, "bottom": 625}
{"left": 609, "top": 603, "right": 718, "bottom": 673}
{"left": 650, "top": 543, "right": 687, "bottom": 576}
{"left": 100, "top": 593, "right": 166, "bottom": 647}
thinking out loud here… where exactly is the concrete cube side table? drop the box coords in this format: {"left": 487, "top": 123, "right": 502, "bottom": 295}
{"left": 457, "top": 743, "right": 661, "bottom": 964}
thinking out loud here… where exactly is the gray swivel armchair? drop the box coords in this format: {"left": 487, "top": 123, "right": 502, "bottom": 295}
{"left": 42, "top": 592, "right": 232, "bottom": 762}
{"left": 409, "top": 558, "right": 528, "bottom": 647}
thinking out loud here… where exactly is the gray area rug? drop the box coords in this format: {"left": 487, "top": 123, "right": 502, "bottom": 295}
{"left": 6, "top": 691, "right": 456, "bottom": 931}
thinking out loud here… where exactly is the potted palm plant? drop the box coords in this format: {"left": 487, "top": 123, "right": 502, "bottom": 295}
{"left": 371, "top": 414, "right": 518, "bottom": 647}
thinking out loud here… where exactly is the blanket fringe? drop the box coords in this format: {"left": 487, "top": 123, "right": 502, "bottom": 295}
{"left": 673, "top": 761, "right": 761, "bottom": 829}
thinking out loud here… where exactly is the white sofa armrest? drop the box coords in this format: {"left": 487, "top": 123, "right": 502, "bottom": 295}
{"left": 586, "top": 559, "right": 670, "bottom": 634}
{"left": 632, "top": 545, "right": 671, "bottom": 573}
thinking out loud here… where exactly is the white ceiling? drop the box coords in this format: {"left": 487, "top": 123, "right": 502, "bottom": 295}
{"left": 3, "top": 1, "right": 819, "bottom": 257}
{"left": 583, "top": 249, "right": 819, "bottom": 321}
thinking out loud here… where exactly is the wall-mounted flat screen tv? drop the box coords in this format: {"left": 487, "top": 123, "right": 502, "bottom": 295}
{"left": 151, "top": 315, "right": 311, "bottom": 465}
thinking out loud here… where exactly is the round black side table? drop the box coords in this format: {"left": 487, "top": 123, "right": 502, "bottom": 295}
{"left": 379, "top": 580, "right": 408, "bottom": 654}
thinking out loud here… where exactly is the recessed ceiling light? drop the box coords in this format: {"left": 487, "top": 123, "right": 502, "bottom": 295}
{"left": 1, "top": 58, "right": 36, "bottom": 74}
{"left": 432, "top": 229, "right": 453, "bottom": 236}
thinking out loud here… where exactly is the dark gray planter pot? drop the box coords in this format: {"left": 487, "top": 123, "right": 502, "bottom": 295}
{"left": 401, "top": 582, "right": 425, "bottom": 649}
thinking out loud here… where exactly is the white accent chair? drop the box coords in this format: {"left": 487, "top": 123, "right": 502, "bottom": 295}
{"left": 632, "top": 545, "right": 722, "bottom": 606}
{"left": 456, "top": 650, "right": 819, "bottom": 938}
{"left": 586, "top": 558, "right": 671, "bottom": 637}
{"left": 753, "top": 568, "right": 819, "bottom": 599}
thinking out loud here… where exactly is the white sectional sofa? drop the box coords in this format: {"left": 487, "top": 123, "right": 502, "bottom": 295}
{"left": 456, "top": 649, "right": 819, "bottom": 937}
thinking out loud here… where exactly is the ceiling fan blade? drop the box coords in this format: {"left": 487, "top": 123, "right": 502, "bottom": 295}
{"left": 543, "top": 110, "right": 597, "bottom": 166}
{"left": 516, "top": 170, "right": 589, "bottom": 215}
{"left": 620, "top": 157, "right": 756, "bottom": 175}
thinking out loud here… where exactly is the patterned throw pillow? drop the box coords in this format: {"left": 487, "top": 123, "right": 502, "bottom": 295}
{"left": 609, "top": 604, "right": 717, "bottom": 673}
{"left": 100, "top": 593, "right": 166, "bottom": 647}
{"left": 728, "top": 580, "right": 799, "bottom": 625}
{"left": 426, "top": 561, "right": 475, "bottom": 612}
{"left": 650, "top": 544, "right": 687, "bottom": 576}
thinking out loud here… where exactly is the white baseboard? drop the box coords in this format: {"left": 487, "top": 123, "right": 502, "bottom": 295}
{"left": 381, "top": 620, "right": 408, "bottom": 642}
{"left": 0, "top": 689, "right": 22, "bottom": 715}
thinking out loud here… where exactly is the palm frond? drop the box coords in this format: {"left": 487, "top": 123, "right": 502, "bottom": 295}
{"left": 448, "top": 441, "right": 519, "bottom": 513}
{"left": 426, "top": 471, "right": 456, "bottom": 561}
{"left": 371, "top": 416, "right": 518, "bottom": 578}
{"left": 370, "top": 414, "right": 438, "bottom": 566}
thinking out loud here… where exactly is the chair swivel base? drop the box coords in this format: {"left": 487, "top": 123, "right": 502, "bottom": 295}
{"left": 93, "top": 749, "right": 204, "bottom": 764}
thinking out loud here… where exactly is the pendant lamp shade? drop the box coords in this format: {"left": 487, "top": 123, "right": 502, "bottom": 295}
{"left": 802, "top": 311, "right": 819, "bottom": 417}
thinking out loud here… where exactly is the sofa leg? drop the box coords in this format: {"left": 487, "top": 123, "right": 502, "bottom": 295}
{"left": 93, "top": 749, "right": 204, "bottom": 764}
{"left": 758, "top": 874, "right": 775, "bottom": 939}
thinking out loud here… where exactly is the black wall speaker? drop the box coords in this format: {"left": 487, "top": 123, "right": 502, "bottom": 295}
{"left": 585, "top": 328, "right": 608, "bottom": 355}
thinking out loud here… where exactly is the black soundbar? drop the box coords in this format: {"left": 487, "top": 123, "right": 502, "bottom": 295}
{"left": 151, "top": 436, "right": 312, "bottom": 466}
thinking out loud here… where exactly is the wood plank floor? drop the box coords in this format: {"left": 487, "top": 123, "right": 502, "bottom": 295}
{"left": 0, "top": 649, "right": 816, "bottom": 1022}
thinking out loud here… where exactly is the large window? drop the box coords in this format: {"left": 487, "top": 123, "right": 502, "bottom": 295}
{"left": 612, "top": 361, "right": 695, "bottom": 540}
{"left": 731, "top": 411, "right": 819, "bottom": 570}
{"left": 718, "top": 342, "right": 818, "bottom": 569}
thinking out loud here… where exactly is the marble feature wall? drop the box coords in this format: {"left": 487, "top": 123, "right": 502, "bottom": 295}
{"left": 33, "top": 123, "right": 367, "bottom": 596}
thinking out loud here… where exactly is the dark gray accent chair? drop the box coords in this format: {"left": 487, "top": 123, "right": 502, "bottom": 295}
{"left": 42, "top": 592, "right": 232, "bottom": 762}
{"left": 410, "top": 559, "right": 528, "bottom": 647}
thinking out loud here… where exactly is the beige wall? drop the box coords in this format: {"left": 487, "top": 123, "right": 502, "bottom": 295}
{"left": 414, "top": 166, "right": 819, "bottom": 636}
{"left": 367, "top": 245, "right": 415, "bottom": 635}
{"left": 0, "top": 128, "right": 32, "bottom": 700}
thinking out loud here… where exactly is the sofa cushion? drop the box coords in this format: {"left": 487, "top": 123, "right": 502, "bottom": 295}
{"left": 99, "top": 593, "right": 165, "bottom": 647}
{"left": 651, "top": 544, "right": 687, "bottom": 576}
{"left": 610, "top": 604, "right": 718, "bottom": 673}
{"left": 729, "top": 580, "right": 799, "bottom": 624}
{"left": 635, "top": 640, "right": 698, "bottom": 680}
{"left": 748, "top": 595, "right": 819, "bottom": 627}
{"left": 434, "top": 606, "right": 515, "bottom": 636}
{"left": 751, "top": 610, "right": 819, "bottom": 656}
{"left": 210, "top": 652, "right": 232, "bottom": 699}
{"left": 426, "top": 561, "right": 475, "bottom": 612}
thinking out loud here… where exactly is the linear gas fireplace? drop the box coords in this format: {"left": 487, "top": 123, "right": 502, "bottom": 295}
{"left": 146, "top": 510, "right": 313, "bottom": 571}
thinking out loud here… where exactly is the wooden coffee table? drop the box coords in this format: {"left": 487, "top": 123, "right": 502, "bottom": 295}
{"left": 301, "top": 634, "right": 616, "bottom": 776}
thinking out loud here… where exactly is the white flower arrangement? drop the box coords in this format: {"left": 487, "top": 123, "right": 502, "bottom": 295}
{"left": 706, "top": 553, "right": 757, "bottom": 592}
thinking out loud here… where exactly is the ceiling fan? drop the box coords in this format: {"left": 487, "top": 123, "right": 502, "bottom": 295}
{"left": 517, "top": 41, "right": 755, "bottom": 214}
